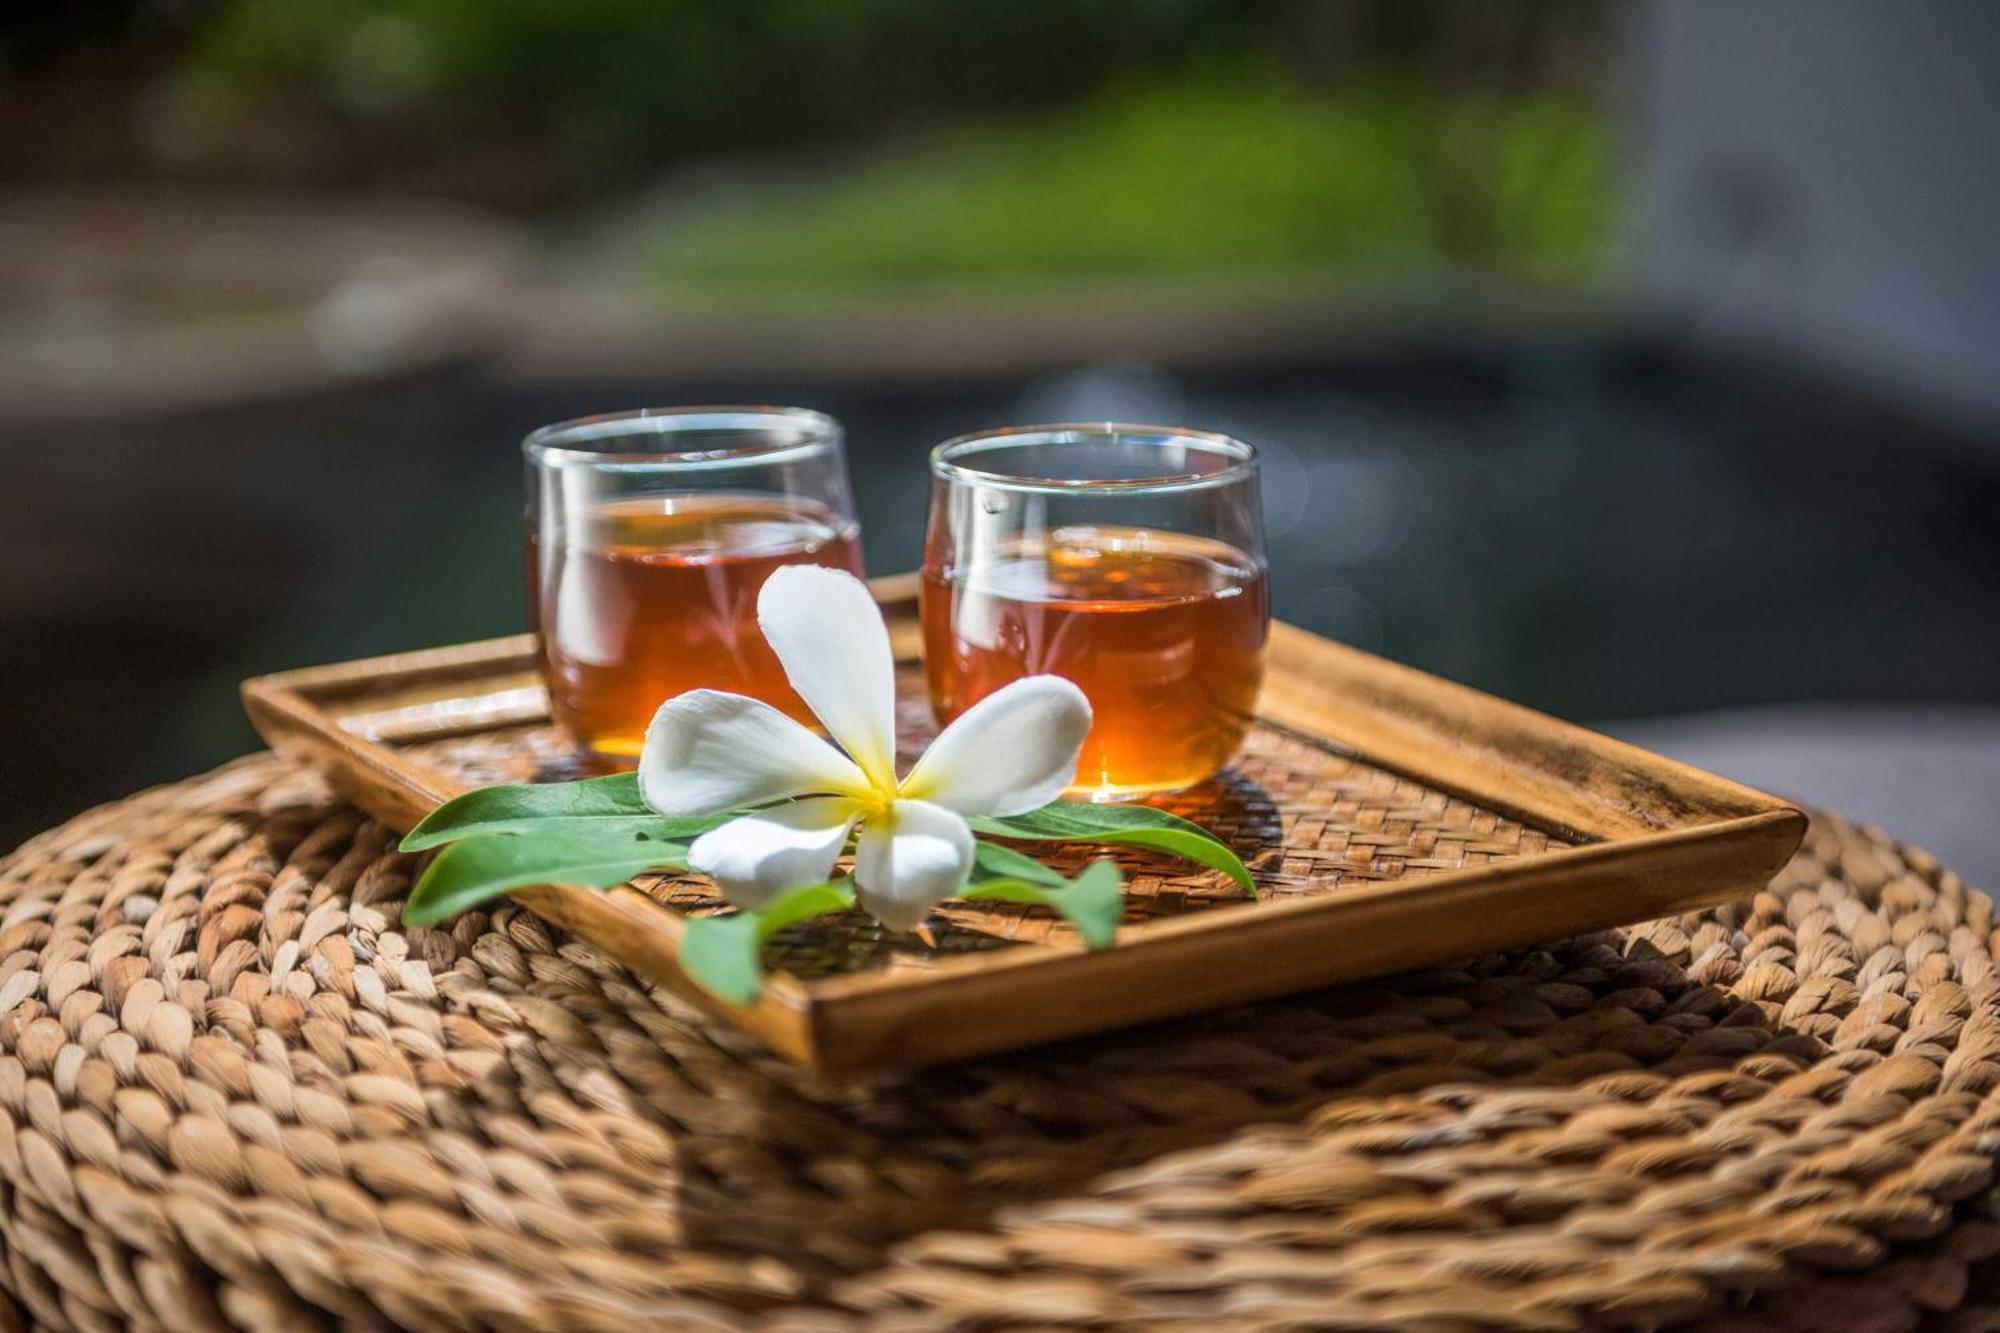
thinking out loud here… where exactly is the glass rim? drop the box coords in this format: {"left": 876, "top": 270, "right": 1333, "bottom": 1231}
{"left": 523, "top": 405, "right": 841, "bottom": 470}
{"left": 930, "top": 422, "right": 1258, "bottom": 494}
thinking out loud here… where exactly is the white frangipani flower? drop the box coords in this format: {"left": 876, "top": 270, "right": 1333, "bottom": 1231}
{"left": 639, "top": 565, "right": 1092, "bottom": 930}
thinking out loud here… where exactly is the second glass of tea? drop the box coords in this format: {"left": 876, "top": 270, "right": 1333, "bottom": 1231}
{"left": 922, "top": 423, "right": 1269, "bottom": 799}
{"left": 526, "top": 407, "right": 864, "bottom": 765}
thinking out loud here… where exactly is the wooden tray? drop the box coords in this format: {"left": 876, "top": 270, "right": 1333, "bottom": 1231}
{"left": 243, "top": 574, "right": 1807, "bottom": 1072}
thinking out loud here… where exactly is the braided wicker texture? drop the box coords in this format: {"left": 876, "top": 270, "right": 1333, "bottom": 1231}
{"left": 3, "top": 754, "right": 1999, "bottom": 1331}
{"left": 418, "top": 687, "right": 1570, "bottom": 974}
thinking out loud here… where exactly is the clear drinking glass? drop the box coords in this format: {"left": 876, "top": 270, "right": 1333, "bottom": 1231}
{"left": 526, "top": 407, "right": 864, "bottom": 765}
{"left": 922, "top": 423, "right": 1269, "bottom": 799}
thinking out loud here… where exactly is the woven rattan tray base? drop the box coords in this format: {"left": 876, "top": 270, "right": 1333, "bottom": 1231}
{"left": 0, "top": 764, "right": 1995, "bottom": 1330}
{"left": 242, "top": 578, "right": 1805, "bottom": 1071}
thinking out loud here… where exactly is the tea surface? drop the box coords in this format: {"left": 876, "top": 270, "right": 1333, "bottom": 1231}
{"left": 533, "top": 493, "right": 864, "bottom": 761}
{"left": 922, "top": 524, "right": 1268, "bottom": 797}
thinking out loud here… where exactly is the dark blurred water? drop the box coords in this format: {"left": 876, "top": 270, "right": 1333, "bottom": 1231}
{"left": 5, "top": 342, "right": 1998, "bottom": 849}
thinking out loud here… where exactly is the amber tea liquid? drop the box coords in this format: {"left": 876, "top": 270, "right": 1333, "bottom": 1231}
{"left": 533, "top": 493, "right": 864, "bottom": 762}
{"left": 922, "top": 525, "right": 1269, "bottom": 798}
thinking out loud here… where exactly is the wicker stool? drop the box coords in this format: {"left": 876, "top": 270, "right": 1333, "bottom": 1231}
{"left": 3, "top": 752, "right": 1999, "bottom": 1332}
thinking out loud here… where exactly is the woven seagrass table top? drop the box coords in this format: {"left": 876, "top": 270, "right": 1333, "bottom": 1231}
{"left": 3, "top": 752, "right": 1999, "bottom": 1332}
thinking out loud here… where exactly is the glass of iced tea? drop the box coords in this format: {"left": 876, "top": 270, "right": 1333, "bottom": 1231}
{"left": 525, "top": 407, "right": 865, "bottom": 765}
{"left": 922, "top": 423, "right": 1269, "bottom": 799}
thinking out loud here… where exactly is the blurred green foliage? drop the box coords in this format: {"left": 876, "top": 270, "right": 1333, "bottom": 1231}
{"left": 182, "top": 0, "right": 1304, "bottom": 176}
{"left": 656, "top": 80, "right": 1609, "bottom": 289}
{"left": 175, "top": 0, "right": 1610, "bottom": 282}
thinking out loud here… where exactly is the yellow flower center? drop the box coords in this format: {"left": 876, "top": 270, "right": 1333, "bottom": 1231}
{"left": 851, "top": 781, "right": 898, "bottom": 823}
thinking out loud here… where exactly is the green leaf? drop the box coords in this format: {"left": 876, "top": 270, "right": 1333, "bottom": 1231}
{"left": 401, "top": 772, "right": 726, "bottom": 851}
{"left": 964, "top": 858, "right": 1126, "bottom": 950}
{"left": 968, "top": 801, "right": 1256, "bottom": 895}
{"left": 679, "top": 880, "right": 857, "bottom": 1006}
{"left": 972, "top": 839, "right": 1069, "bottom": 887}
{"left": 402, "top": 827, "right": 691, "bottom": 926}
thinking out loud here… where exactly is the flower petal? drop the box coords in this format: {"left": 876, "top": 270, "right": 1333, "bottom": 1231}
{"left": 639, "top": 689, "right": 870, "bottom": 817}
{"left": 688, "top": 797, "right": 859, "bottom": 911}
{"left": 852, "top": 799, "right": 974, "bottom": 932}
{"left": 900, "top": 675, "right": 1092, "bottom": 816}
{"left": 757, "top": 566, "right": 899, "bottom": 791}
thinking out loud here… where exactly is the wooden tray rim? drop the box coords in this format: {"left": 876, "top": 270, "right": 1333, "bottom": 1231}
{"left": 242, "top": 575, "right": 1807, "bottom": 1071}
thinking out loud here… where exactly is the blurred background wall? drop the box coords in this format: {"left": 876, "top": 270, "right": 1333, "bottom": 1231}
{"left": 3, "top": 1, "right": 1996, "bottom": 879}
{"left": 1637, "top": 0, "right": 2000, "bottom": 428}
